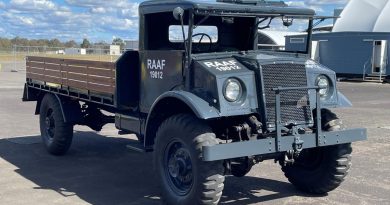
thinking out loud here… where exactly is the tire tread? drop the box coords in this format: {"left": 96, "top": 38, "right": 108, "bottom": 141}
{"left": 281, "top": 109, "right": 352, "bottom": 194}
{"left": 154, "top": 114, "right": 225, "bottom": 205}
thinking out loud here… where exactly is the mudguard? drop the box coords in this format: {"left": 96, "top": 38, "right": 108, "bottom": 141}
{"left": 150, "top": 91, "right": 220, "bottom": 120}
{"left": 337, "top": 92, "right": 353, "bottom": 108}
{"left": 36, "top": 94, "right": 82, "bottom": 124}
{"left": 143, "top": 91, "right": 220, "bottom": 147}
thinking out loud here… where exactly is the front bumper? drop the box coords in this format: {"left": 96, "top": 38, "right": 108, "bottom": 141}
{"left": 203, "top": 128, "right": 366, "bottom": 161}
{"left": 202, "top": 86, "right": 367, "bottom": 161}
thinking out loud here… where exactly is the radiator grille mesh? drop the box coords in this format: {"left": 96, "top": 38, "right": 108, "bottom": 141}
{"left": 262, "top": 63, "right": 312, "bottom": 125}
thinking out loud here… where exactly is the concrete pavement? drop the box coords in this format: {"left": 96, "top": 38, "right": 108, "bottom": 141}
{"left": 0, "top": 70, "right": 389, "bottom": 205}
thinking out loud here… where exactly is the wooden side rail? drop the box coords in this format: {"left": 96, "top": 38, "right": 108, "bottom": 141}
{"left": 26, "top": 56, "right": 116, "bottom": 94}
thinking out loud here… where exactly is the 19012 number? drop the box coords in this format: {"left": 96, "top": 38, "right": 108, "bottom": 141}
{"left": 150, "top": 70, "right": 163, "bottom": 79}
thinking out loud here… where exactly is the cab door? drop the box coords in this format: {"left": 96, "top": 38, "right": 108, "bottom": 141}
{"left": 139, "top": 50, "right": 184, "bottom": 113}
{"left": 372, "top": 40, "right": 388, "bottom": 74}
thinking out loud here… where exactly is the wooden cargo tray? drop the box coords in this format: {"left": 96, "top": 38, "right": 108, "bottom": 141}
{"left": 26, "top": 56, "right": 116, "bottom": 95}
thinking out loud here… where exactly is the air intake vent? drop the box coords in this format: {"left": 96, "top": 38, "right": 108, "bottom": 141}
{"left": 261, "top": 63, "right": 311, "bottom": 125}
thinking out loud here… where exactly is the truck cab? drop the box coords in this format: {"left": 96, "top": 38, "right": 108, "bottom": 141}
{"left": 23, "top": 1, "right": 367, "bottom": 204}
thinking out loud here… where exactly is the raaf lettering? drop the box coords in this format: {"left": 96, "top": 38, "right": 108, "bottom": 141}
{"left": 147, "top": 59, "right": 166, "bottom": 79}
{"left": 203, "top": 60, "right": 241, "bottom": 71}
{"left": 147, "top": 59, "right": 166, "bottom": 70}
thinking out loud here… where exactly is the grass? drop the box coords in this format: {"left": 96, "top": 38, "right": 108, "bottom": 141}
{"left": 0, "top": 53, "right": 120, "bottom": 62}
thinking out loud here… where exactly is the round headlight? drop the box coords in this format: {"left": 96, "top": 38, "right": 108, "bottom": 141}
{"left": 224, "top": 78, "right": 243, "bottom": 102}
{"left": 316, "top": 75, "right": 330, "bottom": 97}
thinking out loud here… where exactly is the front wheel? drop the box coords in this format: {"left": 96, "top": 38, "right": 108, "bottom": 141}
{"left": 281, "top": 109, "right": 352, "bottom": 194}
{"left": 154, "top": 114, "right": 225, "bottom": 205}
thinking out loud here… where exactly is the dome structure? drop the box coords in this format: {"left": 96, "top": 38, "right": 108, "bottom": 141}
{"left": 333, "top": 0, "right": 390, "bottom": 32}
{"left": 258, "top": 30, "right": 302, "bottom": 47}
{"left": 373, "top": 1, "right": 390, "bottom": 32}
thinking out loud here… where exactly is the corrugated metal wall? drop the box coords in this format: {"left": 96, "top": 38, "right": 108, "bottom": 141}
{"left": 285, "top": 32, "right": 390, "bottom": 76}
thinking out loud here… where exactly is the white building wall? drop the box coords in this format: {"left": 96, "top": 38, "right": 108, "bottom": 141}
{"left": 373, "top": 1, "right": 390, "bottom": 32}
{"left": 333, "top": 0, "right": 390, "bottom": 32}
{"left": 109, "top": 45, "right": 121, "bottom": 55}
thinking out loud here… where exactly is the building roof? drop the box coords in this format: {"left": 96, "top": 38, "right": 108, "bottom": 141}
{"left": 258, "top": 30, "right": 302, "bottom": 46}
{"left": 333, "top": 0, "right": 390, "bottom": 32}
{"left": 312, "top": 24, "right": 333, "bottom": 32}
{"left": 139, "top": 0, "right": 315, "bottom": 17}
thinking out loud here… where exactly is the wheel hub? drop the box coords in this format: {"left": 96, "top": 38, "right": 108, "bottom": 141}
{"left": 45, "top": 117, "right": 51, "bottom": 128}
{"left": 164, "top": 141, "right": 193, "bottom": 195}
{"left": 44, "top": 109, "right": 55, "bottom": 139}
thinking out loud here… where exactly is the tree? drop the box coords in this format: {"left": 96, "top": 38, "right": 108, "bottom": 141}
{"left": 65, "top": 40, "right": 78, "bottom": 48}
{"left": 94, "top": 40, "right": 108, "bottom": 46}
{"left": 11, "top": 37, "right": 29, "bottom": 47}
{"left": 0, "top": 38, "right": 12, "bottom": 50}
{"left": 48, "top": 38, "right": 64, "bottom": 48}
{"left": 80, "top": 38, "right": 91, "bottom": 48}
{"left": 112, "top": 37, "right": 125, "bottom": 50}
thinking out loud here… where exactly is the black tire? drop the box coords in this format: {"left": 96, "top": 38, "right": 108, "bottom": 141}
{"left": 230, "top": 157, "right": 253, "bottom": 177}
{"left": 281, "top": 109, "right": 352, "bottom": 194}
{"left": 154, "top": 114, "right": 225, "bottom": 205}
{"left": 39, "top": 94, "right": 74, "bottom": 155}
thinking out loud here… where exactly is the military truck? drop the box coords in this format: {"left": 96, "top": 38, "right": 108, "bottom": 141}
{"left": 23, "top": 0, "right": 367, "bottom": 204}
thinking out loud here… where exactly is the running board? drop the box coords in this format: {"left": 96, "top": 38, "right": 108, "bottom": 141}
{"left": 126, "top": 140, "right": 153, "bottom": 153}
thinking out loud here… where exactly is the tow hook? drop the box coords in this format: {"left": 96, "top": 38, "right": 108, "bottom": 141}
{"left": 283, "top": 136, "right": 304, "bottom": 166}
{"left": 293, "top": 136, "right": 304, "bottom": 153}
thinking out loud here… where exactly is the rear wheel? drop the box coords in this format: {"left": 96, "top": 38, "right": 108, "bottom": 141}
{"left": 281, "top": 109, "right": 352, "bottom": 194}
{"left": 39, "top": 94, "right": 74, "bottom": 155}
{"left": 154, "top": 114, "right": 225, "bottom": 205}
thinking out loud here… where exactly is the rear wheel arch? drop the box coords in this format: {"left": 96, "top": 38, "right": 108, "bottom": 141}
{"left": 34, "top": 92, "right": 46, "bottom": 115}
{"left": 36, "top": 93, "right": 82, "bottom": 124}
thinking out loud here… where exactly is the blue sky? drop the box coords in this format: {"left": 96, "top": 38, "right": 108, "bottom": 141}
{"left": 0, "top": 0, "right": 348, "bottom": 42}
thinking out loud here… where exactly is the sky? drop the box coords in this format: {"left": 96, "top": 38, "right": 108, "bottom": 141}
{"left": 0, "top": 0, "right": 349, "bottom": 42}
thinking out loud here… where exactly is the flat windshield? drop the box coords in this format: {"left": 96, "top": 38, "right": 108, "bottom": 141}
{"left": 256, "top": 17, "right": 311, "bottom": 51}
{"left": 188, "top": 14, "right": 312, "bottom": 54}
{"left": 169, "top": 26, "right": 218, "bottom": 43}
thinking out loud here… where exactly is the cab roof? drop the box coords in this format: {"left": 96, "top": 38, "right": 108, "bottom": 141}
{"left": 139, "top": 0, "right": 315, "bottom": 17}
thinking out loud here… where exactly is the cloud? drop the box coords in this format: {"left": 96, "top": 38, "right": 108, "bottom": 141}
{"left": 0, "top": 0, "right": 348, "bottom": 42}
{"left": 9, "top": 0, "right": 57, "bottom": 11}
{"left": 119, "top": 3, "right": 139, "bottom": 18}
{"left": 0, "top": 0, "right": 141, "bottom": 41}
{"left": 287, "top": 0, "right": 348, "bottom": 6}
{"left": 286, "top": 0, "right": 349, "bottom": 14}
{"left": 306, "top": 0, "right": 348, "bottom": 5}
{"left": 91, "top": 7, "right": 107, "bottom": 14}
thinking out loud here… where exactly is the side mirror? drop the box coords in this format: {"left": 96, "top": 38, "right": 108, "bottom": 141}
{"left": 173, "top": 7, "right": 184, "bottom": 21}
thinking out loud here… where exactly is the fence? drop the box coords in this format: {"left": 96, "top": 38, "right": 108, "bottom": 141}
{"left": 0, "top": 45, "right": 123, "bottom": 72}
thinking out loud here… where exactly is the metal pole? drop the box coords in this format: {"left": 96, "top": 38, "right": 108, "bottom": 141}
{"left": 13, "top": 45, "right": 16, "bottom": 72}
{"left": 275, "top": 88, "right": 282, "bottom": 152}
{"left": 316, "top": 88, "right": 322, "bottom": 146}
{"left": 306, "top": 19, "right": 314, "bottom": 55}
{"left": 363, "top": 61, "right": 366, "bottom": 81}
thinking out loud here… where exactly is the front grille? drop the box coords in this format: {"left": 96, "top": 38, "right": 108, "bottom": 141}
{"left": 261, "top": 63, "right": 312, "bottom": 125}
